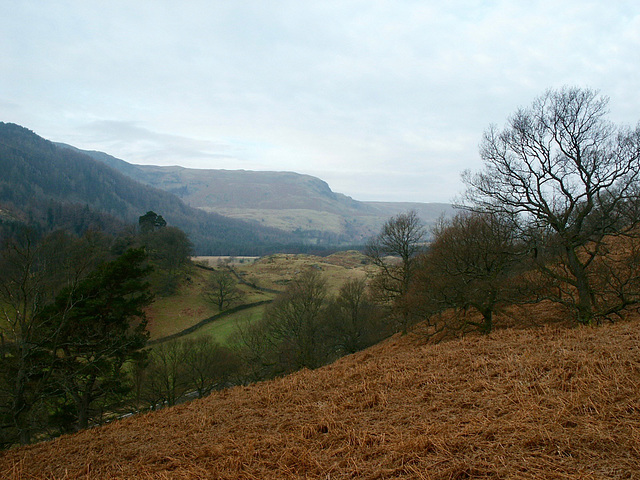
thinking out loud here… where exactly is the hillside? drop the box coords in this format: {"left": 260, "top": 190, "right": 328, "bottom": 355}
{"left": 0, "top": 123, "right": 308, "bottom": 254}
{"left": 63, "top": 144, "right": 455, "bottom": 243}
{"left": 3, "top": 315, "right": 640, "bottom": 479}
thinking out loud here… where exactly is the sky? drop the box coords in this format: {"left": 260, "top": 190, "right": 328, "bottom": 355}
{"left": 1, "top": 1, "right": 639, "bottom": 203}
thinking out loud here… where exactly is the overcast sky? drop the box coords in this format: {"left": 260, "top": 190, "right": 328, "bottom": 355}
{"left": 1, "top": 1, "right": 639, "bottom": 203}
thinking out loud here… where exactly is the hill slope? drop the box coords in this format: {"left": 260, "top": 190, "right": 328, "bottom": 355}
{"left": 63, "top": 144, "right": 455, "bottom": 243}
{"left": 0, "top": 123, "right": 307, "bottom": 254}
{"left": 3, "top": 316, "right": 640, "bottom": 479}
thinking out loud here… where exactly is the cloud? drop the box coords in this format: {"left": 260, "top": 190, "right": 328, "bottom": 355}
{"left": 71, "top": 120, "right": 249, "bottom": 167}
{"left": 2, "top": 1, "right": 639, "bottom": 202}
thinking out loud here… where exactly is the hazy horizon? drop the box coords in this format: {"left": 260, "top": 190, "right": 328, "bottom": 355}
{"left": 2, "top": 1, "right": 639, "bottom": 203}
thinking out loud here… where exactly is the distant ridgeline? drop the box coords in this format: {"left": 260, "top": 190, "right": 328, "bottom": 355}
{"left": 0, "top": 122, "right": 318, "bottom": 254}
{"left": 59, "top": 141, "right": 455, "bottom": 245}
{"left": 0, "top": 122, "right": 454, "bottom": 253}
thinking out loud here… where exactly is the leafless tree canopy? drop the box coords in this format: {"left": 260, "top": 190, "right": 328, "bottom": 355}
{"left": 461, "top": 87, "right": 640, "bottom": 324}
{"left": 365, "top": 210, "right": 426, "bottom": 332}
{"left": 205, "top": 269, "right": 242, "bottom": 311}
{"left": 365, "top": 211, "right": 425, "bottom": 297}
{"left": 413, "top": 211, "right": 526, "bottom": 334}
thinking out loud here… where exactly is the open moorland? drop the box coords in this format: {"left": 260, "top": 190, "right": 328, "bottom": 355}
{"left": 2, "top": 307, "right": 639, "bottom": 479}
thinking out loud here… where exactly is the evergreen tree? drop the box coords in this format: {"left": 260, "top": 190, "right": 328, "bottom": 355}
{"left": 43, "top": 248, "right": 152, "bottom": 431}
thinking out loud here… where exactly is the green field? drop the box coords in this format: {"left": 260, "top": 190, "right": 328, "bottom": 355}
{"left": 181, "top": 305, "right": 267, "bottom": 345}
{"left": 146, "top": 252, "right": 370, "bottom": 344}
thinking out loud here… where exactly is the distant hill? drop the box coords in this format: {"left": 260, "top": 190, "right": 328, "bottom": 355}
{"left": 0, "top": 123, "right": 309, "bottom": 254}
{"left": 61, "top": 145, "right": 455, "bottom": 242}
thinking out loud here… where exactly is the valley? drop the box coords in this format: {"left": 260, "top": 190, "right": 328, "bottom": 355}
{"left": 3, "top": 85, "right": 640, "bottom": 479}
{"left": 144, "top": 251, "right": 371, "bottom": 344}
{"left": 1, "top": 0, "right": 638, "bottom": 471}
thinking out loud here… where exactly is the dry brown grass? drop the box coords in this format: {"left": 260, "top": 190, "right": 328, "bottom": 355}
{"left": 3, "top": 312, "right": 640, "bottom": 479}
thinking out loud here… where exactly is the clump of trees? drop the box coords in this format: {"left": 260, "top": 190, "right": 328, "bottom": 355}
{"left": 235, "top": 269, "right": 389, "bottom": 380}
{"left": 365, "top": 87, "right": 640, "bottom": 336}
{"left": 0, "top": 229, "right": 152, "bottom": 446}
{"left": 135, "top": 211, "right": 193, "bottom": 296}
{"left": 43, "top": 248, "right": 152, "bottom": 432}
{"left": 134, "top": 336, "right": 240, "bottom": 410}
{"left": 411, "top": 211, "right": 527, "bottom": 334}
{"left": 324, "top": 278, "right": 387, "bottom": 355}
{"left": 0, "top": 211, "right": 198, "bottom": 447}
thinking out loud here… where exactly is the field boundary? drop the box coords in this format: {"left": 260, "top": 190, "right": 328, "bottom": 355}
{"left": 148, "top": 299, "right": 273, "bottom": 345}
{"left": 194, "top": 262, "right": 283, "bottom": 294}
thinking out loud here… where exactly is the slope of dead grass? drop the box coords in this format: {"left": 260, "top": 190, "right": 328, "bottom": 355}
{"left": 3, "top": 313, "right": 640, "bottom": 479}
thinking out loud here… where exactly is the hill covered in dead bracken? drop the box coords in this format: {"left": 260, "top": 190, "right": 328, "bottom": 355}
{"left": 2, "top": 309, "right": 640, "bottom": 480}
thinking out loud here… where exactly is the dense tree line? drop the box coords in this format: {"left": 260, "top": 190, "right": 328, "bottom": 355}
{"left": 0, "top": 229, "right": 151, "bottom": 446}
{"left": 0, "top": 210, "right": 196, "bottom": 447}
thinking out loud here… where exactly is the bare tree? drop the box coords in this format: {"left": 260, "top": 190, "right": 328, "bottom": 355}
{"left": 0, "top": 233, "right": 54, "bottom": 445}
{"left": 411, "top": 212, "right": 526, "bottom": 334}
{"left": 205, "top": 269, "right": 242, "bottom": 311}
{"left": 325, "top": 278, "right": 388, "bottom": 354}
{"left": 261, "top": 269, "right": 329, "bottom": 373}
{"left": 365, "top": 210, "right": 426, "bottom": 332}
{"left": 462, "top": 87, "right": 640, "bottom": 324}
{"left": 181, "top": 336, "right": 240, "bottom": 397}
{"left": 232, "top": 317, "right": 276, "bottom": 382}
{"left": 139, "top": 340, "right": 190, "bottom": 409}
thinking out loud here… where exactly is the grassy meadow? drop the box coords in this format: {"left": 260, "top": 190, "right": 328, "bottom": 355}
{"left": 145, "top": 251, "right": 371, "bottom": 344}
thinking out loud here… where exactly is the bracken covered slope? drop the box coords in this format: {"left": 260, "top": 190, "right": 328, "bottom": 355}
{"left": 2, "top": 316, "right": 640, "bottom": 479}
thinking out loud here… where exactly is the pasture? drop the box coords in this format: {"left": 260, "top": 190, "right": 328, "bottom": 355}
{"left": 146, "top": 251, "right": 370, "bottom": 344}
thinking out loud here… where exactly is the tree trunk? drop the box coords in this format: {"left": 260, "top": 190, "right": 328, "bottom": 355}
{"left": 13, "top": 354, "right": 32, "bottom": 445}
{"left": 77, "top": 400, "right": 90, "bottom": 431}
{"left": 566, "top": 247, "right": 595, "bottom": 325}
{"left": 14, "top": 397, "right": 31, "bottom": 445}
{"left": 480, "top": 309, "right": 493, "bottom": 334}
{"left": 75, "top": 376, "right": 97, "bottom": 431}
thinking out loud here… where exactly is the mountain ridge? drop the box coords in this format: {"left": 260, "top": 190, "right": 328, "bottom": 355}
{"left": 0, "top": 123, "right": 310, "bottom": 254}
{"left": 58, "top": 143, "right": 455, "bottom": 241}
